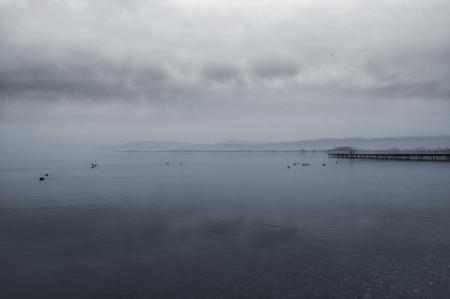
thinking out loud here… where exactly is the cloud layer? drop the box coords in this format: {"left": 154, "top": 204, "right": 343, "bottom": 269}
{"left": 1, "top": 0, "right": 449, "bottom": 147}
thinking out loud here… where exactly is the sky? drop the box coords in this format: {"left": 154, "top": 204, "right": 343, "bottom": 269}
{"left": 1, "top": 0, "right": 450, "bottom": 152}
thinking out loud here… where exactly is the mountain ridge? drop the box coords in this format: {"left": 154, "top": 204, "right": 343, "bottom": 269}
{"left": 107, "top": 136, "right": 450, "bottom": 151}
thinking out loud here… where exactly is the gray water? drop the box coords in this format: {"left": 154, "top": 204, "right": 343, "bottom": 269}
{"left": 1, "top": 151, "right": 450, "bottom": 299}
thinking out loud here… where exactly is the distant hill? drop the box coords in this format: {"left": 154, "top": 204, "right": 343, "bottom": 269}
{"left": 109, "top": 136, "right": 450, "bottom": 151}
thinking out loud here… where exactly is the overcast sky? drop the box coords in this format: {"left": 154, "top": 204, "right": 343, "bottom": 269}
{"left": 1, "top": 0, "right": 450, "bottom": 151}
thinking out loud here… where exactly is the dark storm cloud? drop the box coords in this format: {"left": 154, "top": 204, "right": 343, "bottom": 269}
{"left": 250, "top": 59, "right": 300, "bottom": 80}
{"left": 368, "top": 81, "right": 450, "bottom": 99}
{"left": 0, "top": 61, "right": 165, "bottom": 100}
{"left": 0, "top": 47, "right": 179, "bottom": 101}
{"left": 201, "top": 64, "right": 241, "bottom": 83}
{"left": 361, "top": 45, "right": 450, "bottom": 99}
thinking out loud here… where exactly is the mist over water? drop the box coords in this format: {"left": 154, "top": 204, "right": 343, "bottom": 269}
{"left": 1, "top": 151, "right": 450, "bottom": 298}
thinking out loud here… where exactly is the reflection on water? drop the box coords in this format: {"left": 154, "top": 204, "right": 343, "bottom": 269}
{"left": 1, "top": 152, "right": 450, "bottom": 298}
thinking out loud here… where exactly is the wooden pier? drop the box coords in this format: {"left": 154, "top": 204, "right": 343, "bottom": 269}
{"left": 328, "top": 150, "right": 450, "bottom": 161}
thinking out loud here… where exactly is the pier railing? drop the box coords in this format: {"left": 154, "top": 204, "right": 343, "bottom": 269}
{"left": 328, "top": 150, "right": 450, "bottom": 161}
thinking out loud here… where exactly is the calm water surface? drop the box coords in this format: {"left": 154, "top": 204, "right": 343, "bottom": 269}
{"left": 1, "top": 152, "right": 450, "bottom": 298}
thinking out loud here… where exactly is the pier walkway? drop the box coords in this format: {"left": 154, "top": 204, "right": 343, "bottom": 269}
{"left": 328, "top": 150, "right": 450, "bottom": 161}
